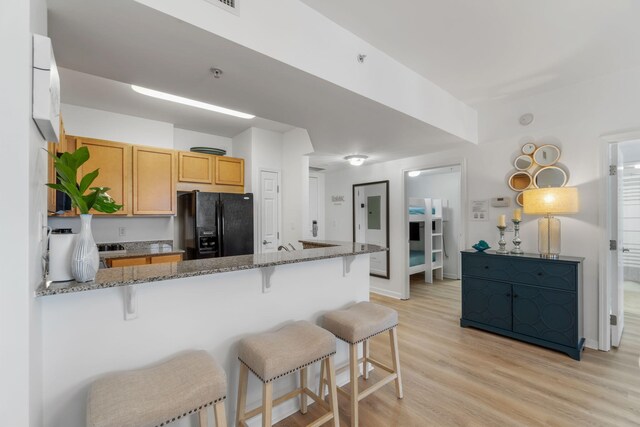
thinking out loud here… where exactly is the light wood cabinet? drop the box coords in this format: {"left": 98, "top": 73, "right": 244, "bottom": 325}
{"left": 106, "top": 253, "right": 183, "bottom": 268}
{"left": 133, "top": 146, "right": 176, "bottom": 215}
{"left": 178, "top": 151, "right": 213, "bottom": 184}
{"left": 77, "top": 137, "right": 132, "bottom": 215}
{"left": 215, "top": 156, "right": 244, "bottom": 186}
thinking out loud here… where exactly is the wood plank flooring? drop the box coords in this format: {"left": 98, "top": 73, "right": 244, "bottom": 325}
{"left": 277, "top": 275, "right": 640, "bottom": 426}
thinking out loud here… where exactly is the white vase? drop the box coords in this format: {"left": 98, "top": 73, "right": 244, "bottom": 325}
{"left": 71, "top": 214, "right": 99, "bottom": 282}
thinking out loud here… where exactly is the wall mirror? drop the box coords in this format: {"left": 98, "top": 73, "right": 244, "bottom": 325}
{"left": 508, "top": 171, "right": 532, "bottom": 191}
{"left": 514, "top": 154, "right": 533, "bottom": 171}
{"left": 353, "top": 181, "right": 389, "bottom": 279}
{"left": 534, "top": 166, "right": 567, "bottom": 188}
{"left": 516, "top": 192, "right": 524, "bottom": 207}
{"left": 533, "top": 144, "right": 561, "bottom": 166}
{"left": 522, "top": 143, "right": 536, "bottom": 155}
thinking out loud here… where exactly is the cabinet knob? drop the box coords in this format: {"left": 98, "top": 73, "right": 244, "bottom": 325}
{"left": 537, "top": 272, "right": 543, "bottom": 276}
{"left": 513, "top": 294, "right": 519, "bottom": 298}
{"left": 484, "top": 266, "right": 489, "bottom": 269}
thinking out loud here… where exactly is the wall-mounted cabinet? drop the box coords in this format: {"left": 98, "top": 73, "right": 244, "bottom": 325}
{"left": 215, "top": 156, "right": 244, "bottom": 186}
{"left": 77, "top": 137, "right": 132, "bottom": 215}
{"left": 178, "top": 151, "right": 213, "bottom": 184}
{"left": 133, "top": 146, "right": 176, "bottom": 215}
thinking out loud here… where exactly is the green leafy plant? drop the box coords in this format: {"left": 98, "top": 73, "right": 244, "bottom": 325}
{"left": 46, "top": 147, "right": 123, "bottom": 214}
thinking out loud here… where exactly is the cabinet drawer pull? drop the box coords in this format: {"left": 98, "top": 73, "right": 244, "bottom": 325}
{"left": 513, "top": 294, "right": 519, "bottom": 298}
{"left": 484, "top": 266, "right": 489, "bottom": 269}
{"left": 537, "top": 272, "right": 543, "bottom": 276}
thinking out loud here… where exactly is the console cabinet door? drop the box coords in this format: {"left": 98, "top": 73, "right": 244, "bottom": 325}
{"left": 462, "top": 278, "right": 512, "bottom": 330}
{"left": 512, "top": 284, "right": 576, "bottom": 347}
{"left": 77, "top": 137, "right": 131, "bottom": 215}
{"left": 133, "top": 146, "right": 176, "bottom": 215}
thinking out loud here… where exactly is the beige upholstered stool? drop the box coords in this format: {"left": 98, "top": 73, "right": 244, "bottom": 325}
{"left": 87, "top": 350, "right": 228, "bottom": 427}
{"left": 320, "top": 302, "right": 403, "bottom": 427}
{"left": 236, "top": 320, "right": 340, "bottom": 427}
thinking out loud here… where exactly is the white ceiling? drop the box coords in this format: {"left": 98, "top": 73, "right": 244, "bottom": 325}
{"left": 47, "top": 0, "right": 469, "bottom": 170}
{"left": 300, "top": 0, "right": 640, "bottom": 105}
{"left": 59, "top": 68, "right": 295, "bottom": 136}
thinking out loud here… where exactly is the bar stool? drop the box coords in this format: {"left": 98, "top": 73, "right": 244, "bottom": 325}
{"left": 236, "top": 320, "right": 340, "bottom": 427}
{"left": 320, "top": 302, "right": 403, "bottom": 427}
{"left": 87, "top": 350, "right": 227, "bottom": 427}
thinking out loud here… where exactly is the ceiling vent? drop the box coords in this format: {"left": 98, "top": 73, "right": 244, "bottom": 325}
{"left": 205, "top": 0, "right": 238, "bottom": 15}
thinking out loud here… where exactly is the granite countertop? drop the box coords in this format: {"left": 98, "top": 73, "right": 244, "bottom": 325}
{"left": 37, "top": 241, "right": 385, "bottom": 297}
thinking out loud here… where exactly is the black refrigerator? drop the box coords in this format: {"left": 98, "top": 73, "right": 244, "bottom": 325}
{"left": 178, "top": 191, "right": 254, "bottom": 259}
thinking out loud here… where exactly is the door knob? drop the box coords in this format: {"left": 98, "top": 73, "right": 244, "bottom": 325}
{"left": 262, "top": 240, "right": 269, "bottom": 245}
{"left": 623, "top": 248, "right": 631, "bottom": 253}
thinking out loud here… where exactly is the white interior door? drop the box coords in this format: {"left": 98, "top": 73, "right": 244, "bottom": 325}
{"left": 610, "top": 144, "right": 625, "bottom": 347}
{"left": 260, "top": 170, "right": 279, "bottom": 253}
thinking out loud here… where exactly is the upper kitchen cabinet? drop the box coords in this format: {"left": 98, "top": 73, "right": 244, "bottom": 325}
{"left": 178, "top": 151, "right": 213, "bottom": 184}
{"left": 76, "top": 137, "right": 132, "bottom": 215}
{"left": 133, "top": 146, "right": 176, "bottom": 215}
{"left": 215, "top": 156, "right": 244, "bottom": 186}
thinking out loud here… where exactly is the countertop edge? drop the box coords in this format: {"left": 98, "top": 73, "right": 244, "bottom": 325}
{"left": 36, "top": 244, "right": 384, "bottom": 297}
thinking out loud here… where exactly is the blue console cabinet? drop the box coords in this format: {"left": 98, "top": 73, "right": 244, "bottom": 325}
{"left": 460, "top": 250, "right": 585, "bottom": 360}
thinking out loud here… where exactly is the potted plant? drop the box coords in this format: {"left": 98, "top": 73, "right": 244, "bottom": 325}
{"left": 47, "top": 147, "right": 122, "bottom": 282}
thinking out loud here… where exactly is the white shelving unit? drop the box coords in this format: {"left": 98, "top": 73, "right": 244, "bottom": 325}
{"left": 408, "top": 198, "right": 444, "bottom": 283}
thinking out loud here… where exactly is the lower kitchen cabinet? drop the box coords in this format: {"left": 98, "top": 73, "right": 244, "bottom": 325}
{"left": 460, "top": 250, "right": 584, "bottom": 360}
{"left": 106, "top": 253, "right": 183, "bottom": 268}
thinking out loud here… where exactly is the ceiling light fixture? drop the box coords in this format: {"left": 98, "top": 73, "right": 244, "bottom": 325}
{"left": 344, "top": 154, "right": 368, "bottom": 166}
{"left": 408, "top": 171, "right": 421, "bottom": 177}
{"left": 131, "top": 85, "right": 255, "bottom": 119}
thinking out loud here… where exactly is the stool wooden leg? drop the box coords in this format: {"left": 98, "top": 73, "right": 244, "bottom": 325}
{"left": 362, "top": 339, "right": 370, "bottom": 380}
{"left": 300, "top": 367, "right": 308, "bottom": 414}
{"left": 389, "top": 327, "right": 403, "bottom": 399}
{"left": 325, "top": 356, "right": 340, "bottom": 427}
{"left": 262, "top": 382, "right": 273, "bottom": 427}
{"left": 236, "top": 363, "right": 248, "bottom": 427}
{"left": 199, "top": 407, "right": 208, "bottom": 427}
{"left": 349, "top": 343, "right": 359, "bottom": 427}
{"left": 318, "top": 358, "right": 326, "bottom": 400}
{"left": 214, "top": 401, "right": 227, "bottom": 427}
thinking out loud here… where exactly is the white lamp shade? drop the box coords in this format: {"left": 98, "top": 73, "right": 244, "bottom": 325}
{"left": 523, "top": 187, "right": 579, "bottom": 215}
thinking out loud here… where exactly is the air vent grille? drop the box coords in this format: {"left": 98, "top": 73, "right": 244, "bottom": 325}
{"left": 204, "top": 0, "right": 238, "bottom": 14}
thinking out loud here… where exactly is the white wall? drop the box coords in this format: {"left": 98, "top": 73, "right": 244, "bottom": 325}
{"left": 309, "top": 172, "right": 326, "bottom": 240}
{"left": 0, "top": 0, "right": 47, "bottom": 425}
{"left": 135, "top": 0, "right": 477, "bottom": 144}
{"left": 326, "top": 66, "right": 640, "bottom": 349}
{"left": 61, "top": 103, "right": 174, "bottom": 148}
{"left": 173, "top": 127, "right": 232, "bottom": 155}
{"left": 407, "top": 168, "right": 461, "bottom": 279}
{"left": 282, "top": 128, "right": 314, "bottom": 244}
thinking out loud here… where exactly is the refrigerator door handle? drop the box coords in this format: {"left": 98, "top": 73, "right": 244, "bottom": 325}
{"left": 220, "top": 200, "right": 225, "bottom": 257}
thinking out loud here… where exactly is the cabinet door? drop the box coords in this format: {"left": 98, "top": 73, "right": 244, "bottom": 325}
{"left": 178, "top": 152, "right": 213, "bottom": 184}
{"left": 133, "top": 146, "right": 176, "bottom": 215}
{"left": 77, "top": 137, "right": 131, "bottom": 215}
{"left": 461, "top": 277, "right": 512, "bottom": 330}
{"left": 512, "top": 284, "right": 576, "bottom": 347}
{"left": 107, "top": 256, "right": 149, "bottom": 267}
{"left": 215, "top": 156, "right": 244, "bottom": 186}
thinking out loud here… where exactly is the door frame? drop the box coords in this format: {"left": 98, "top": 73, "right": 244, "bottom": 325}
{"left": 599, "top": 129, "right": 640, "bottom": 350}
{"left": 401, "top": 158, "right": 467, "bottom": 300}
{"left": 257, "top": 168, "right": 282, "bottom": 254}
{"left": 352, "top": 180, "right": 390, "bottom": 279}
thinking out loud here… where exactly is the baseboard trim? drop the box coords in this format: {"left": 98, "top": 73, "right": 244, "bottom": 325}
{"left": 370, "top": 286, "right": 403, "bottom": 300}
{"left": 584, "top": 338, "right": 598, "bottom": 350}
{"left": 443, "top": 273, "right": 459, "bottom": 280}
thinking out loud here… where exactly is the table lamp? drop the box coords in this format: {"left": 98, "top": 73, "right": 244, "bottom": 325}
{"left": 523, "top": 187, "right": 579, "bottom": 259}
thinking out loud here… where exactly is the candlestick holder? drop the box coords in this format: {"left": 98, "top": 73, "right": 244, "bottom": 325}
{"left": 496, "top": 225, "right": 509, "bottom": 254}
{"left": 511, "top": 219, "right": 524, "bottom": 254}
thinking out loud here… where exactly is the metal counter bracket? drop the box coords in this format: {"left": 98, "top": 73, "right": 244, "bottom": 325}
{"left": 124, "top": 285, "right": 138, "bottom": 320}
{"left": 262, "top": 266, "right": 275, "bottom": 293}
{"left": 343, "top": 255, "right": 356, "bottom": 277}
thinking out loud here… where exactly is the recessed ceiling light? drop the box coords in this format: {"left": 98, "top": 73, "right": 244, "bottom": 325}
{"left": 131, "top": 85, "right": 255, "bottom": 119}
{"left": 408, "top": 171, "right": 421, "bottom": 177}
{"left": 344, "top": 155, "right": 368, "bottom": 166}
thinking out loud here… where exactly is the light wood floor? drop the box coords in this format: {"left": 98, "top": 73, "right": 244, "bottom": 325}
{"left": 277, "top": 275, "right": 640, "bottom": 426}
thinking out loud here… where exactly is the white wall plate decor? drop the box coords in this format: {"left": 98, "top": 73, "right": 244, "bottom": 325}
{"left": 32, "top": 34, "right": 60, "bottom": 142}
{"left": 522, "top": 143, "right": 536, "bottom": 155}
{"left": 533, "top": 144, "right": 561, "bottom": 166}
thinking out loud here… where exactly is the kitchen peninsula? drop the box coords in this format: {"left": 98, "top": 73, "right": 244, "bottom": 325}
{"left": 37, "top": 241, "right": 383, "bottom": 426}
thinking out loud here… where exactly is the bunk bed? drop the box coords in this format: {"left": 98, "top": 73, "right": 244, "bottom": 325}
{"left": 408, "top": 198, "right": 444, "bottom": 283}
